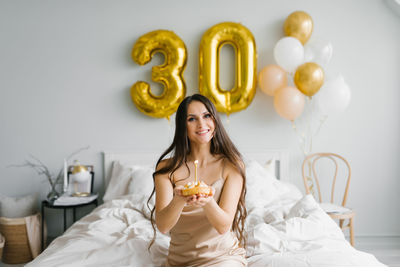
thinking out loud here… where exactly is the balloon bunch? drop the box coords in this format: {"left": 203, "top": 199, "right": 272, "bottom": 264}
{"left": 259, "top": 11, "right": 351, "bottom": 120}
{"left": 259, "top": 11, "right": 351, "bottom": 153}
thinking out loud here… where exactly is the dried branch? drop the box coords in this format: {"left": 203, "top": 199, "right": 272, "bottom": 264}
{"left": 8, "top": 156, "right": 55, "bottom": 187}
{"left": 7, "top": 146, "right": 91, "bottom": 188}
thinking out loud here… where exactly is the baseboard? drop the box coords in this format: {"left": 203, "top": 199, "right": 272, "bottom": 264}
{"left": 349, "top": 234, "right": 400, "bottom": 238}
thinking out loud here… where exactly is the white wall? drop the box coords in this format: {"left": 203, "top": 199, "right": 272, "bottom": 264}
{"left": 0, "top": 0, "right": 399, "bottom": 236}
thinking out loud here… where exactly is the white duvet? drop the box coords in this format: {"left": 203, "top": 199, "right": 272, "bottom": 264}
{"left": 27, "top": 161, "right": 386, "bottom": 267}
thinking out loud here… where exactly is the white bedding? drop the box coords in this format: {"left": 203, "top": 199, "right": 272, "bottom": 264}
{"left": 27, "top": 160, "right": 386, "bottom": 267}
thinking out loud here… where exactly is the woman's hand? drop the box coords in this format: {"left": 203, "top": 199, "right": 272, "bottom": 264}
{"left": 173, "top": 185, "right": 189, "bottom": 203}
{"left": 185, "top": 187, "right": 215, "bottom": 207}
{"left": 173, "top": 185, "right": 215, "bottom": 207}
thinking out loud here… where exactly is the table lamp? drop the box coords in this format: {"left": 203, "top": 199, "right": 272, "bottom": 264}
{"left": 70, "top": 160, "right": 91, "bottom": 197}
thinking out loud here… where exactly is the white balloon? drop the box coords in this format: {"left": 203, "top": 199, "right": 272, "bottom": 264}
{"left": 273, "top": 37, "right": 304, "bottom": 73}
{"left": 315, "top": 75, "right": 351, "bottom": 115}
{"left": 304, "top": 38, "right": 333, "bottom": 68}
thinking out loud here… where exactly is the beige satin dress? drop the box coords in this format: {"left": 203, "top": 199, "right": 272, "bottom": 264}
{"left": 166, "top": 178, "right": 247, "bottom": 267}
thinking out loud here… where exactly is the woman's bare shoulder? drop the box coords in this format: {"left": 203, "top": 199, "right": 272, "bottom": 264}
{"left": 156, "top": 158, "right": 171, "bottom": 170}
{"left": 224, "top": 158, "right": 245, "bottom": 178}
{"left": 154, "top": 158, "right": 174, "bottom": 180}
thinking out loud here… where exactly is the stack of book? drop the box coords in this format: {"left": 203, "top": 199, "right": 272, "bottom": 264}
{"left": 53, "top": 193, "right": 98, "bottom": 206}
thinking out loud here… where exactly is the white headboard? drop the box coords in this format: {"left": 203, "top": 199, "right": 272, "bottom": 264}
{"left": 103, "top": 149, "right": 289, "bottom": 188}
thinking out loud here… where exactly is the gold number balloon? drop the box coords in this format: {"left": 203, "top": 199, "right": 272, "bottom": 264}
{"left": 199, "top": 22, "right": 257, "bottom": 115}
{"left": 294, "top": 62, "right": 324, "bottom": 97}
{"left": 131, "top": 30, "right": 187, "bottom": 119}
{"left": 284, "top": 11, "right": 313, "bottom": 45}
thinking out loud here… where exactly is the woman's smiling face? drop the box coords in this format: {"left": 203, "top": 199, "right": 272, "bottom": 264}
{"left": 186, "top": 100, "right": 215, "bottom": 145}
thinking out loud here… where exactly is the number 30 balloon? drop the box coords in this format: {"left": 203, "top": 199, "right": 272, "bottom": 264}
{"left": 199, "top": 22, "right": 257, "bottom": 115}
{"left": 131, "top": 30, "right": 187, "bottom": 119}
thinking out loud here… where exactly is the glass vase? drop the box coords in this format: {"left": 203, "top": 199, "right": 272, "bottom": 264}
{"left": 47, "top": 184, "right": 60, "bottom": 203}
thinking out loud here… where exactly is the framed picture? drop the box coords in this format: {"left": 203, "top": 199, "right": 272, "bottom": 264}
{"left": 67, "top": 165, "right": 94, "bottom": 197}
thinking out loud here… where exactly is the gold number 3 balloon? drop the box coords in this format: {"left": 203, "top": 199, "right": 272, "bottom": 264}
{"left": 199, "top": 22, "right": 257, "bottom": 115}
{"left": 131, "top": 30, "right": 187, "bottom": 119}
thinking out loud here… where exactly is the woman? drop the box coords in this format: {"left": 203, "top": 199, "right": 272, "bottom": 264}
{"left": 148, "top": 94, "right": 247, "bottom": 266}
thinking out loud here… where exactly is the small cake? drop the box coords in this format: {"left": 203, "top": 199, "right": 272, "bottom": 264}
{"left": 181, "top": 180, "right": 212, "bottom": 196}
{"left": 181, "top": 159, "right": 211, "bottom": 196}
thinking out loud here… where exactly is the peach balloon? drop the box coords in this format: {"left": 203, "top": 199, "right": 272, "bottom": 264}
{"left": 274, "top": 86, "right": 305, "bottom": 121}
{"left": 258, "top": 65, "right": 288, "bottom": 96}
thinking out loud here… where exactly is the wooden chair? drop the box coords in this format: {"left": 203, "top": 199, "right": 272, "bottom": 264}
{"left": 302, "top": 152, "right": 355, "bottom": 246}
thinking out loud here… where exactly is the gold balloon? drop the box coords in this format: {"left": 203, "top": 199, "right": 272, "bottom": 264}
{"left": 284, "top": 11, "right": 313, "bottom": 44}
{"left": 294, "top": 62, "right": 324, "bottom": 97}
{"left": 199, "top": 22, "right": 257, "bottom": 115}
{"left": 131, "top": 30, "right": 187, "bottom": 119}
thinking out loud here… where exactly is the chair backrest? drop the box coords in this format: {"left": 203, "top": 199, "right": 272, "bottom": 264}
{"left": 302, "top": 152, "right": 351, "bottom": 206}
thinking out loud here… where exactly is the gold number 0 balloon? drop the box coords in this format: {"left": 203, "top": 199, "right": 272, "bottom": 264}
{"left": 131, "top": 30, "right": 187, "bottom": 119}
{"left": 199, "top": 22, "right": 257, "bottom": 115}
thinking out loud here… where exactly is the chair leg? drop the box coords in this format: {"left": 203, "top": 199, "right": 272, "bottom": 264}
{"left": 349, "top": 218, "right": 354, "bottom": 247}
{"left": 339, "top": 219, "right": 344, "bottom": 229}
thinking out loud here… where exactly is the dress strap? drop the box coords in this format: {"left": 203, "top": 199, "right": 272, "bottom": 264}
{"left": 221, "top": 158, "right": 227, "bottom": 179}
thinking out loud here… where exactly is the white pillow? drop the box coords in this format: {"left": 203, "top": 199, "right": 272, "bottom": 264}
{"left": 103, "top": 161, "right": 134, "bottom": 202}
{"left": 245, "top": 160, "right": 275, "bottom": 207}
{"left": 264, "top": 157, "right": 276, "bottom": 177}
{"left": 127, "top": 165, "right": 154, "bottom": 197}
{"left": 245, "top": 160, "right": 303, "bottom": 210}
{"left": 0, "top": 194, "right": 37, "bottom": 218}
{"left": 103, "top": 161, "right": 155, "bottom": 202}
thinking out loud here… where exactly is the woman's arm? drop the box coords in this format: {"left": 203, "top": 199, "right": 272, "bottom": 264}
{"left": 201, "top": 163, "right": 244, "bottom": 234}
{"left": 154, "top": 161, "right": 187, "bottom": 234}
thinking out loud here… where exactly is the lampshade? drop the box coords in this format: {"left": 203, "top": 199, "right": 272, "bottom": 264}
{"left": 70, "top": 162, "right": 91, "bottom": 183}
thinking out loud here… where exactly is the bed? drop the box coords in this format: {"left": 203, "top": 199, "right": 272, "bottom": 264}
{"left": 26, "top": 149, "right": 386, "bottom": 267}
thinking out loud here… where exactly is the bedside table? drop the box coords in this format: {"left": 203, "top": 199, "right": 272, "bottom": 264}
{"left": 41, "top": 198, "right": 98, "bottom": 250}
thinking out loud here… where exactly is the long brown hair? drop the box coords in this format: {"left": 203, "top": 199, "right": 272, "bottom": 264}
{"left": 147, "top": 94, "right": 247, "bottom": 248}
